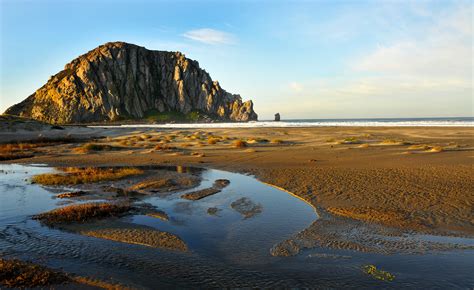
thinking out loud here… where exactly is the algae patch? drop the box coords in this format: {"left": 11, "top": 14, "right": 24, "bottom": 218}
{"left": 363, "top": 264, "right": 395, "bottom": 281}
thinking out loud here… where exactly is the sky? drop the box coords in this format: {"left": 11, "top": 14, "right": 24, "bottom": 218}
{"left": 0, "top": 0, "right": 472, "bottom": 120}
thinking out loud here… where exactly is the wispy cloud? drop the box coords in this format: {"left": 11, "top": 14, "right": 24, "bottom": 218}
{"left": 353, "top": 5, "right": 472, "bottom": 79}
{"left": 273, "top": 4, "right": 473, "bottom": 118}
{"left": 182, "top": 28, "right": 237, "bottom": 45}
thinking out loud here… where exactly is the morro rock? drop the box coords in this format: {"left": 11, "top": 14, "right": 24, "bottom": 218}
{"left": 4, "top": 42, "right": 258, "bottom": 124}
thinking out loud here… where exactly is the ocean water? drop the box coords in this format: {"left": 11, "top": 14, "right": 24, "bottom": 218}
{"left": 91, "top": 117, "right": 474, "bottom": 129}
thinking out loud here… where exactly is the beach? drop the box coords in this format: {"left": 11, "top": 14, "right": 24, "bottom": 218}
{"left": 1, "top": 124, "right": 473, "bottom": 287}
{"left": 3, "top": 125, "right": 473, "bottom": 235}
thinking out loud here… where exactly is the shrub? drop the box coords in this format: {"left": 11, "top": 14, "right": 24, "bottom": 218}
{"left": 233, "top": 140, "right": 247, "bottom": 148}
{"left": 207, "top": 137, "right": 219, "bottom": 145}
{"left": 154, "top": 144, "right": 177, "bottom": 151}
{"left": 74, "top": 143, "right": 117, "bottom": 153}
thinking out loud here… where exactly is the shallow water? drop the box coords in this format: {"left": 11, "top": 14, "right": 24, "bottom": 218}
{"left": 1, "top": 164, "right": 473, "bottom": 288}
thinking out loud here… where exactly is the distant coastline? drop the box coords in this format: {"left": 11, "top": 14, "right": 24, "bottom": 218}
{"left": 90, "top": 117, "right": 474, "bottom": 128}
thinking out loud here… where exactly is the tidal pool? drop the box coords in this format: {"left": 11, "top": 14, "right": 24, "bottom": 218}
{"left": 0, "top": 164, "right": 473, "bottom": 288}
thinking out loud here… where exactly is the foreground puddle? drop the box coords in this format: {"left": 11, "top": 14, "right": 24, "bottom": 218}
{"left": 1, "top": 164, "right": 473, "bottom": 288}
{"left": 130, "top": 168, "right": 317, "bottom": 265}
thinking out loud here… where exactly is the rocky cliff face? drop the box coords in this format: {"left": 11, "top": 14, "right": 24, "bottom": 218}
{"left": 5, "top": 42, "right": 257, "bottom": 124}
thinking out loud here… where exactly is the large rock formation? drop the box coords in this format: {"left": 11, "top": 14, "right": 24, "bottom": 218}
{"left": 5, "top": 42, "right": 257, "bottom": 124}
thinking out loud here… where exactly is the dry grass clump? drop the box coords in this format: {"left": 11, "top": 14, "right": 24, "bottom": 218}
{"left": 73, "top": 143, "right": 118, "bottom": 153}
{"left": 379, "top": 139, "right": 410, "bottom": 146}
{"left": 233, "top": 140, "right": 247, "bottom": 148}
{"left": 154, "top": 144, "right": 177, "bottom": 151}
{"left": 247, "top": 138, "right": 269, "bottom": 144}
{"left": 191, "top": 152, "right": 205, "bottom": 157}
{"left": 0, "top": 152, "right": 35, "bottom": 161}
{"left": 207, "top": 137, "right": 220, "bottom": 144}
{"left": 32, "top": 167, "right": 143, "bottom": 185}
{"left": 358, "top": 143, "right": 370, "bottom": 148}
{"left": 337, "top": 137, "right": 361, "bottom": 144}
{"left": 0, "top": 143, "right": 36, "bottom": 151}
{"left": 129, "top": 178, "right": 176, "bottom": 191}
{"left": 56, "top": 191, "right": 88, "bottom": 198}
{"left": 408, "top": 144, "right": 431, "bottom": 150}
{"left": 0, "top": 137, "right": 78, "bottom": 160}
{"left": 118, "top": 139, "right": 129, "bottom": 146}
{"left": 165, "top": 135, "right": 177, "bottom": 142}
{"left": 33, "top": 202, "right": 131, "bottom": 224}
{"left": 407, "top": 144, "right": 444, "bottom": 152}
{"left": 0, "top": 258, "right": 70, "bottom": 288}
{"left": 428, "top": 146, "right": 444, "bottom": 153}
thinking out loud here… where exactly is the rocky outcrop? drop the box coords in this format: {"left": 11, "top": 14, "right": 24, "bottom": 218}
{"left": 5, "top": 42, "right": 257, "bottom": 124}
{"left": 274, "top": 113, "right": 280, "bottom": 121}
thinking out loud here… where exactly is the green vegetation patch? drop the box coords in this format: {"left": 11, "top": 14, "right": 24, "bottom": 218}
{"left": 144, "top": 110, "right": 207, "bottom": 122}
{"left": 363, "top": 265, "right": 395, "bottom": 281}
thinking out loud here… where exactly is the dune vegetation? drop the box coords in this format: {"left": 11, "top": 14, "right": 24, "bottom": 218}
{"left": 0, "top": 258, "right": 70, "bottom": 288}
{"left": 33, "top": 202, "right": 131, "bottom": 224}
{"left": 32, "top": 167, "right": 143, "bottom": 185}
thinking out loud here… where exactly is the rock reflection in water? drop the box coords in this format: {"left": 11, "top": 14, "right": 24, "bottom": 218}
{"left": 231, "top": 197, "right": 263, "bottom": 219}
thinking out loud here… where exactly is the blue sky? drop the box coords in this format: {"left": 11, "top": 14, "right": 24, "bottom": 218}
{"left": 1, "top": 0, "right": 472, "bottom": 119}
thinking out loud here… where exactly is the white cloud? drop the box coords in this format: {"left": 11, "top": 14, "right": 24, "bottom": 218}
{"left": 353, "top": 4, "right": 472, "bottom": 79}
{"left": 182, "top": 28, "right": 236, "bottom": 45}
{"left": 275, "top": 4, "right": 473, "bottom": 119}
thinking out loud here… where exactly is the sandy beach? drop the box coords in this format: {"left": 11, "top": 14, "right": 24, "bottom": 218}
{"left": 1, "top": 124, "right": 474, "bottom": 287}
{"left": 3, "top": 125, "right": 473, "bottom": 235}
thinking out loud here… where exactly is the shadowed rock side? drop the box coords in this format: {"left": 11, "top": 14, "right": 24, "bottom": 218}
{"left": 5, "top": 42, "right": 258, "bottom": 124}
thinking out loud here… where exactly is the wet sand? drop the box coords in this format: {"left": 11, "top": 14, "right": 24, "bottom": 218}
{"left": 2, "top": 126, "right": 473, "bottom": 249}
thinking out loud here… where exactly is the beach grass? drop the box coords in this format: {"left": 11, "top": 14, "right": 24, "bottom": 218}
{"left": 0, "top": 258, "right": 70, "bottom": 288}
{"left": 271, "top": 139, "right": 284, "bottom": 144}
{"left": 32, "top": 167, "right": 143, "bottom": 185}
{"left": 33, "top": 202, "right": 131, "bottom": 224}
{"left": 233, "top": 140, "right": 247, "bottom": 148}
{"left": 73, "top": 143, "right": 119, "bottom": 153}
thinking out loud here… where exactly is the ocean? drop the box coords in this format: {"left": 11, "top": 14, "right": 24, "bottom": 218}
{"left": 91, "top": 117, "right": 474, "bottom": 129}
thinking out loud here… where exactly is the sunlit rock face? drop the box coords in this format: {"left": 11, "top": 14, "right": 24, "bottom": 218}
{"left": 5, "top": 42, "right": 258, "bottom": 124}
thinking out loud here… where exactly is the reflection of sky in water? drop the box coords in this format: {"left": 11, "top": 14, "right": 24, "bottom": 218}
{"left": 130, "top": 168, "right": 318, "bottom": 263}
{"left": 0, "top": 164, "right": 58, "bottom": 225}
